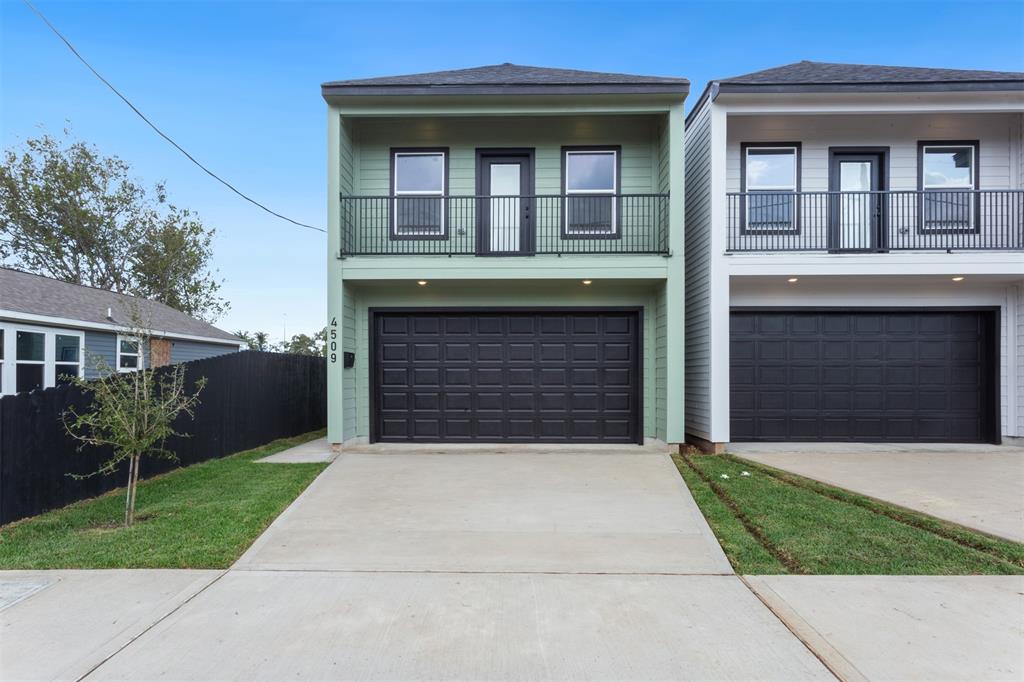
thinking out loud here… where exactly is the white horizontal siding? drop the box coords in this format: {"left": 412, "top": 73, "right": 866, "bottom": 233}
{"left": 683, "top": 100, "right": 713, "bottom": 440}
{"left": 727, "top": 113, "right": 1019, "bottom": 193}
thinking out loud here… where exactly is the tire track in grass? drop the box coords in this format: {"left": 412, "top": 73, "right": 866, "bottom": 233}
{"left": 681, "top": 455, "right": 808, "bottom": 575}
{"left": 728, "top": 455, "right": 1024, "bottom": 572}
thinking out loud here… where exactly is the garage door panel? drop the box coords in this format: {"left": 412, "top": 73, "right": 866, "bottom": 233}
{"left": 375, "top": 311, "right": 640, "bottom": 443}
{"left": 730, "top": 311, "right": 995, "bottom": 443}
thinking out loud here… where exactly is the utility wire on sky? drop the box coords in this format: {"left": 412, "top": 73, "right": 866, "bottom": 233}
{"left": 21, "top": 0, "right": 327, "bottom": 234}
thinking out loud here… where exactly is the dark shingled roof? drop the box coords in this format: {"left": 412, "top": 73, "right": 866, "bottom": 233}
{"left": 0, "top": 267, "right": 241, "bottom": 343}
{"left": 687, "top": 60, "right": 1024, "bottom": 124}
{"left": 322, "top": 63, "right": 688, "bottom": 96}
{"left": 720, "top": 60, "right": 1024, "bottom": 86}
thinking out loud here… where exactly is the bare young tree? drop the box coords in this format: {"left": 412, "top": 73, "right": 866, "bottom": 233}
{"left": 63, "top": 322, "right": 206, "bottom": 526}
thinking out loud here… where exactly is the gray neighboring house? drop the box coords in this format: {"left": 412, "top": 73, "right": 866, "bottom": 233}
{"left": 0, "top": 267, "right": 243, "bottom": 395}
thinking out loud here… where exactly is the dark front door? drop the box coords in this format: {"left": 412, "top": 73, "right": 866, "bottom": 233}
{"left": 373, "top": 310, "right": 641, "bottom": 443}
{"left": 829, "top": 152, "right": 885, "bottom": 251}
{"left": 730, "top": 310, "right": 998, "bottom": 443}
{"left": 477, "top": 150, "right": 533, "bottom": 255}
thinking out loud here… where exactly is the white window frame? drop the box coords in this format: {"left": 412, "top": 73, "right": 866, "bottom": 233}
{"left": 116, "top": 335, "right": 143, "bottom": 373}
{"left": 0, "top": 322, "right": 84, "bottom": 396}
{"left": 392, "top": 150, "right": 446, "bottom": 238}
{"left": 564, "top": 149, "right": 618, "bottom": 236}
{"left": 920, "top": 143, "right": 977, "bottom": 233}
{"left": 743, "top": 145, "right": 799, "bottom": 233}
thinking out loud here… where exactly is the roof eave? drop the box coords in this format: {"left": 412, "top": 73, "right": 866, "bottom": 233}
{"left": 715, "top": 81, "right": 1024, "bottom": 94}
{"left": 321, "top": 83, "right": 689, "bottom": 98}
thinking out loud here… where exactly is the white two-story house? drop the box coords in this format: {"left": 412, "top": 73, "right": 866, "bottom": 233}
{"left": 685, "top": 61, "right": 1024, "bottom": 449}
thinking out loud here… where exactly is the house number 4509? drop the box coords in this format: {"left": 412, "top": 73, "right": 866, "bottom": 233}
{"left": 329, "top": 317, "right": 338, "bottom": 363}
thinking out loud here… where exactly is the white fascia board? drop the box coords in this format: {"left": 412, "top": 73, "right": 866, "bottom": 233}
{"left": 717, "top": 91, "right": 1024, "bottom": 116}
{"left": 723, "top": 252, "right": 1024, "bottom": 278}
{"left": 0, "top": 310, "right": 241, "bottom": 347}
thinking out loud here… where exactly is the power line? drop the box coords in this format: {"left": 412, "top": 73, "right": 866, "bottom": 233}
{"left": 21, "top": 0, "right": 326, "bottom": 234}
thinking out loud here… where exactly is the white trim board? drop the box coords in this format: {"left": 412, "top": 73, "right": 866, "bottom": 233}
{"left": 0, "top": 310, "right": 242, "bottom": 348}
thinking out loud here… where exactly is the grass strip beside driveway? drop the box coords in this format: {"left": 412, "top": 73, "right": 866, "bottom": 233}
{"left": 0, "top": 431, "right": 328, "bottom": 569}
{"left": 674, "top": 453, "right": 1024, "bottom": 575}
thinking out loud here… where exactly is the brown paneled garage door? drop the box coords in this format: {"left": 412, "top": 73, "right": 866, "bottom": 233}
{"left": 730, "top": 310, "right": 997, "bottom": 443}
{"left": 372, "top": 310, "right": 641, "bottom": 443}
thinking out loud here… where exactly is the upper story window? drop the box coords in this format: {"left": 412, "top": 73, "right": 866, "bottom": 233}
{"left": 919, "top": 141, "right": 978, "bottom": 233}
{"left": 742, "top": 143, "right": 801, "bottom": 234}
{"left": 563, "top": 147, "right": 619, "bottom": 237}
{"left": 391, "top": 148, "right": 447, "bottom": 239}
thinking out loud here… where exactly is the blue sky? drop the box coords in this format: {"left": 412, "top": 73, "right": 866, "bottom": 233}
{"left": 3, "top": 1, "right": 1022, "bottom": 339}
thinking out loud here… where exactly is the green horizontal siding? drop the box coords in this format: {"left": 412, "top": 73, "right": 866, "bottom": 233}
{"left": 344, "top": 115, "right": 664, "bottom": 254}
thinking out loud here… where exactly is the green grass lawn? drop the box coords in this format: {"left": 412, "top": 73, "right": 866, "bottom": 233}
{"left": 674, "top": 452, "right": 1024, "bottom": 576}
{"left": 0, "top": 430, "right": 328, "bottom": 569}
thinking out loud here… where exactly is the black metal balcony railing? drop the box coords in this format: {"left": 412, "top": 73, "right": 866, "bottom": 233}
{"left": 726, "top": 189, "right": 1023, "bottom": 253}
{"left": 339, "top": 194, "right": 669, "bottom": 256}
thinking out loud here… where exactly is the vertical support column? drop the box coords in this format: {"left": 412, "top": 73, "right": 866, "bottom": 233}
{"left": 665, "top": 102, "right": 686, "bottom": 445}
{"left": 326, "top": 106, "right": 345, "bottom": 447}
{"left": 708, "top": 103, "right": 731, "bottom": 445}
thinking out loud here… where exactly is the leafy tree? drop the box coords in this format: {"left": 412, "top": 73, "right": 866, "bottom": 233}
{"left": 277, "top": 328, "right": 327, "bottom": 356}
{"left": 0, "top": 128, "right": 228, "bottom": 322}
{"left": 235, "top": 330, "right": 272, "bottom": 352}
{"left": 63, "top": 326, "right": 206, "bottom": 527}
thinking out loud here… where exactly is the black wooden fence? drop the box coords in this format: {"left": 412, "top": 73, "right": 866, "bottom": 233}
{"left": 0, "top": 351, "right": 327, "bottom": 525}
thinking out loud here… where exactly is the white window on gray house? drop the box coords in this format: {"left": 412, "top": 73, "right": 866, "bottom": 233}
{"left": 565, "top": 149, "right": 617, "bottom": 235}
{"left": 16, "top": 330, "right": 44, "bottom": 393}
{"left": 392, "top": 151, "right": 445, "bottom": 237}
{"left": 118, "top": 336, "right": 141, "bottom": 372}
{"left": 921, "top": 143, "right": 977, "bottom": 232}
{"left": 0, "top": 325, "right": 83, "bottom": 395}
{"left": 55, "top": 334, "right": 81, "bottom": 385}
{"left": 744, "top": 146, "right": 798, "bottom": 232}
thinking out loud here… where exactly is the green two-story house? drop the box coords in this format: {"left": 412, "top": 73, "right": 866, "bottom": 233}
{"left": 323, "top": 64, "right": 688, "bottom": 448}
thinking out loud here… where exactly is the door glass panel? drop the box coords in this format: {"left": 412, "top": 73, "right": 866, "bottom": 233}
{"left": 839, "top": 161, "right": 873, "bottom": 250}
{"left": 489, "top": 163, "right": 520, "bottom": 252}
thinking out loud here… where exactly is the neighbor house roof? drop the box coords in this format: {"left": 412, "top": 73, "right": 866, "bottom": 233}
{"left": 719, "top": 60, "right": 1024, "bottom": 87}
{"left": 322, "top": 63, "right": 689, "bottom": 97}
{"left": 0, "top": 267, "right": 241, "bottom": 343}
{"left": 688, "top": 60, "right": 1024, "bottom": 122}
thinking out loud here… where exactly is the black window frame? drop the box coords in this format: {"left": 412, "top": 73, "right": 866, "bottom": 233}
{"left": 917, "top": 140, "right": 981, "bottom": 235}
{"left": 739, "top": 142, "right": 802, "bottom": 236}
{"left": 560, "top": 145, "right": 623, "bottom": 241}
{"left": 388, "top": 147, "right": 451, "bottom": 242}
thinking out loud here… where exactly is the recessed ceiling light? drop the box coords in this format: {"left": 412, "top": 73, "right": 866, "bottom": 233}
{"left": 582, "top": 280, "right": 593, "bottom": 285}
{"left": 417, "top": 280, "right": 428, "bottom": 286}
{"left": 787, "top": 277, "right": 799, "bottom": 283}
{"left": 951, "top": 276, "right": 964, "bottom": 282}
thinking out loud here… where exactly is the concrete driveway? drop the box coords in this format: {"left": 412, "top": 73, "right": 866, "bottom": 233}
{"left": 236, "top": 446, "right": 731, "bottom": 574}
{"left": 730, "top": 442, "right": 1024, "bottom": 542}
{"left": 2, "top": 445, "right": 836, "bottom": 681}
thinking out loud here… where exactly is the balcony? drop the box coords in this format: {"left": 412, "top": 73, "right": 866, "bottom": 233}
{"left": 339, "top": 194, "right": 669, "bottom": 257}
{"left": 726, "top": 190, "right": 1023, "bottom": 253}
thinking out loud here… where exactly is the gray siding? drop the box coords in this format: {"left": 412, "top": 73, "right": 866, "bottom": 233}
{"left": 169, "top": 340, "right": 237, "bottom": 364}
{"left": 683, "top": 100, "right": 713, "bottom": 440}
{"left": 83, "top": 330, "right": 116, "bottom": 379}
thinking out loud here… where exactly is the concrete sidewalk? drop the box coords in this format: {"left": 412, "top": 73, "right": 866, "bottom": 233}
{"left": 731, "top": 443, "right": 1024, "bottom": 542}
{"left": 745, "top": 575, "right": 1024, "bottom": 682}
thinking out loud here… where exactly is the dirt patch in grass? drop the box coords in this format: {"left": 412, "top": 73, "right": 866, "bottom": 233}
{"left": 674, "top": 453, "right": 1024, "bottom": 575}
